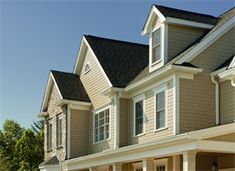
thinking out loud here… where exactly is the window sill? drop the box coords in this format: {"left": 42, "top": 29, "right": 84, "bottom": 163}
{"left": 93, "top": 138, "right": 111, "bottom": 145}
{"left": 154, "top": 127, "right": 168, "bottom": 133}
{"left": 133, "top": 133, "right": 145, "bottom": 138}
{"left": 56, "top": 145, "right": 63, "bottom": 150}
{"left": 151, "top": 59, "right": 162, "bottom": 67}
{"left": 46, "top": 149, "right": 53, "bottom": 153}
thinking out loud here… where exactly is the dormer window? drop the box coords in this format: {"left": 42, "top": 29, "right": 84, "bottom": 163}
{"left": 152, "top": 28, "right": 161, "bottom": 64}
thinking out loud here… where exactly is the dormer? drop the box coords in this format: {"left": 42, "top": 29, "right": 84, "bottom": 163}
{"left": 142, "top": 5, "right": 217, "bottom": 72}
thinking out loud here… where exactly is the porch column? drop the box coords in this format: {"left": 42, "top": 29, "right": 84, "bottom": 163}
{"left": 173, "top": 155, "right": 181, "bottom": 171}
{"left": 183, "top": 151, "right": 197, "bottom": 171}
{"left": 113, "top": 163, "right": 122, "bottom": 171}
{"left": 89, "top": 167, "right": 97, "bottom": 171}
{"left": 143, "top": 158, "right": 154, "bottom": 171}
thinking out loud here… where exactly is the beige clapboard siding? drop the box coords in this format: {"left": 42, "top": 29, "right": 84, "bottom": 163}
{"left": 70, "top": 109, "right": 89, "bottom": 158}
{"left": 88, "top": 105, "right": 115, "bottom": 154}
{"left": 120, "top": 98, "right": 129, "bottom": 147}
{"left": 220, "top": 80, "right": 235, "bottom": 124}
{"left": 79, "top": 48, "right": 114, "bottom": 153}
{"left": 168, "top": 24, "right": 206, "bottom": 61}
{"left": 179, "top": 27, "right": 235, "bottom": 133}
{"left": 44, "top": 84, "right": 66, "bottom": 161}
{"left": 128, "top": 80, "right": 174, "bottom": 145}
{"left": 80, "top": 49, "right": 111, "bottom": 109}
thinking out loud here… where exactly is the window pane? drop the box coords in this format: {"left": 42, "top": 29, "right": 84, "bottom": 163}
{"left": 156, "top": 91, "right": 166, "bottom": 129}
{"left": 135, "top": 101, "right": 143, "bottom": 135}
{"left": 152, "top": 46, "right": 161, "bottom": 63}
{"left": 152, "top": 29, "right": 160, "bottom": 46}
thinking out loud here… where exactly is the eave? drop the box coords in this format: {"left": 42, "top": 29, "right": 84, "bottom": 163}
{"left": 56, "top": 99, "right": 91, "bottom": 111}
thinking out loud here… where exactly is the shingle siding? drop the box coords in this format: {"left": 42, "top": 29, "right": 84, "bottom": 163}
{"left": 168, "top": 24, "right": 206, "bottom": 62}
{"left": 44, "top": 84, "right": 66, "bottom": 161}
{"left": 220, "top": 80, "right": 235, "bottom": 124}
{"left": 179, "top": 27, "right": 235, "bottom": 133}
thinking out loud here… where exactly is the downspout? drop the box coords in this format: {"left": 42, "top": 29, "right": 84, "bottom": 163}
{"left": 211, "top": 76, "right": 220, "bottom": 125}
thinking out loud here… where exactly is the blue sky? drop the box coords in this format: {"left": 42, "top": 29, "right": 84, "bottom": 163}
{"left": 0, "top": 0, "right": 234, "bottom": 129}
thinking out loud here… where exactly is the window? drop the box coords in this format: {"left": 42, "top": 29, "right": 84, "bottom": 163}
{"left": 94, "top": 108, "right": 110, "bottom": 143}
{"left": 134, "top": 100, "right": 144, "bottom": 136}
{"left": 47, "top": 119, "right": 52, "bottom": 150}
{"left": 84, "top": 62, "right": 91, "bottom": 74}
{"left": 56, "top": 114, "right": 62, "bottom": 147}
{"left": 152, "top": 28, "right": 161, "bottom": 64}
{"left": 154, "top": 85, "right": 167, "bottom": 131}
{"left": 154, "top": 159, "right": 168, "bottom": 171}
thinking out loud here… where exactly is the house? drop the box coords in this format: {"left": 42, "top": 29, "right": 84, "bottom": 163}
{"left": 38, "top": 4, "right": 235, "bottom": 171}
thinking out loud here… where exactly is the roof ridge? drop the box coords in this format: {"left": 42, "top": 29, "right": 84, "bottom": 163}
{"left": 154, "top": 4, "right": 217, "bottom": 19}
{"left": 84, "top": 34, "right": 148, "bottom": 47}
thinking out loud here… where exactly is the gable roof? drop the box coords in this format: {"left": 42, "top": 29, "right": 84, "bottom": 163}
{"left": 154, "top": 5, "right": 218, "bottom": 25}
{"left": 84, "top": 35, "right": 149, "bottom": 88}
{"left": 51, "top": 70, "right": 90, "bottom": 102}
{"left": 39, "top": 156, "right": 59, "bottom": 166}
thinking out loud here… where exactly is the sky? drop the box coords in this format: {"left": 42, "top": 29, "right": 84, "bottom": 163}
{"left": 0, "top": 0, "right": 234, "bottom": 129}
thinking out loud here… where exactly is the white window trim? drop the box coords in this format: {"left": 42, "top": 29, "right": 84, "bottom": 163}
{"left": 153, "top": 83, "right": 168, "bottom": 132}
{"left": 56, "top": 114, "right": 63, "bottom": 147}
{"left": 154, "top": 158, "right": 168, "bottom": 171}
{"left": 93, "top": 106, "right": 111, "bottom": 144}
{"left": 149, "top": 23, "right": 168, "bottom": 73}
{"left": 133, "top": 94, "right": 145, "bottom": 137}
{"left": 47, "top": 119, "right": 53, "bottom": 151}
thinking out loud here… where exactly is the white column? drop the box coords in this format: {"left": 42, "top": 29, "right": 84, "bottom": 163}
{"left": 143, "top": 158, "right": 154, "bottom": 171}
{"left": 89, "top": 167, "right": 97, "bottom": 171}
{"left": 173, "top": 155, "right": 180, "bottom": 171}
{"left": 183, "top": 151, "right": 197, "bottom": 171}
{"left": 113, "top": 163, "right": 122, "bottom": 171}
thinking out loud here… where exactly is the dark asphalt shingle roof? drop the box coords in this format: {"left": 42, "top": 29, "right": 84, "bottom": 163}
{"left": 154, "top": 5, "right": 218, "bottom": 25}
{"left": 51, "top": 70, "right": 90, "bottom": 102}
{"left": 39, "top": 156, "right": 59, "bottom": 166}
{"left": 85, "top": 35, "right": 149, "bottom": 88}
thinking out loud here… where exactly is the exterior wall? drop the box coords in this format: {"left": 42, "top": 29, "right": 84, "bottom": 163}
{"left": 168, "top": 24, "right": 206, "bottom": 61}
{"left": 88, "top": 105, "right": 115, "bottom": 154}
{"left": 70, "top": 109, "right": 89, "bottom": 158}
{"left": 79, "top": 48, "right": 114, "bottom": 154}
{"left": 179, "top": 27, "right": 235, "bottom": 133}
{"left": 44, "top": 84, "right": 66, "bottom": 161}
{"left": 119, "top": 98, "right": 129, "bottom": 147}
{"left": 80, "top": 48, "right": 111, "bottom": 109}
{"left": 220, "top": 80, "right": 235, "bottom": 124}
{"left": 128, "top": 80, "right": 174, "bottom": 145}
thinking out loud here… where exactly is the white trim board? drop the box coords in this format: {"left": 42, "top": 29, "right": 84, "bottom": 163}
{"left": 176, "top": 16, "right": 235, "bottom": 64}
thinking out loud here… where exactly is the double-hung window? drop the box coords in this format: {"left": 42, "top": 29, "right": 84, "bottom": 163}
{"left": 47, "top": 119, "right": 52, "bottom": 150}
{"left": 155, "top": 85, "right": 167, "bottom": 130}
{"left": 133, "top": 94, "right": 145, "bottom": 136}
{"left": 56, "top": 114, "right": 62, "bottom": 147}
{"left": 94, "top": 108, "right": 110, "bottom": 143}
{"left": 152, "top": 28, "right": 161, "bottom": 64}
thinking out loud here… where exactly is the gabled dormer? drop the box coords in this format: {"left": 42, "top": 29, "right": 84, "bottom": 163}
{"left": 142, "top": 5, "right": 217, "bottom": 72}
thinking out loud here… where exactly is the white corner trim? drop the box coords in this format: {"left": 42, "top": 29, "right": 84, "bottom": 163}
{"left": 67, "top": 104, "right": 71, "bottom": 159}
{"left": 83, "top": 37, "right": 113, "bottom": 88}
{"left": 165, "top": 17, "right": 214, "bottom": 29}
{"left": 173, "top": 75, "right": 180, "bottom": 135}
{"left": 114, "top": 95, "right": 120, "bottom": 149}
{"left": 176, "top": 16, "right": 235, "bottom": 64}
{"left": 211, "top": 75, "right": 220, "bottom": 125}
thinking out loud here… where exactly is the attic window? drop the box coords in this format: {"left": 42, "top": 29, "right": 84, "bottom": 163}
{"left": 152, "top": 28, "right": 161, "bottom": 64}
{"left": 84, "top": 62, "right": 91, "bottom": 74}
